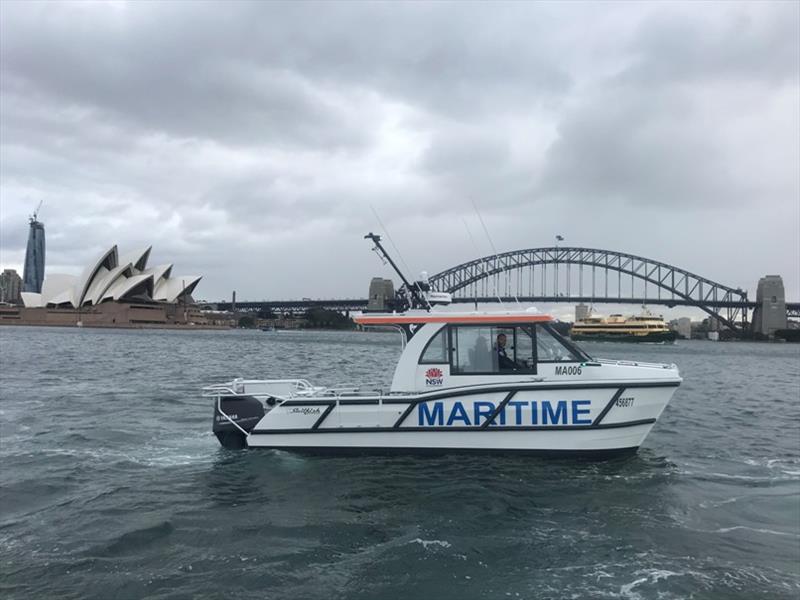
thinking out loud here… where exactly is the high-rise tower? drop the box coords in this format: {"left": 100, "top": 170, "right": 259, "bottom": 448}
{"left": 22, "top": 206, "right": 45, "bottom": 294}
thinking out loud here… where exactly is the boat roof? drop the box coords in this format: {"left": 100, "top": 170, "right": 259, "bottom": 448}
{"left": 355, "top": 308, "right": 554, "bottom": 325}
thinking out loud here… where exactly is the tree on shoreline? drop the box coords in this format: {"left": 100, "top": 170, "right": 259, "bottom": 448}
{"left": 302, "top": 308, "right": 355, "bottom": 330}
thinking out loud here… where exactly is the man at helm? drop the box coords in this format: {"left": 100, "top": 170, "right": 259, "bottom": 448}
{"left": 495, "top": 333, "right": 518, "bottom": 370}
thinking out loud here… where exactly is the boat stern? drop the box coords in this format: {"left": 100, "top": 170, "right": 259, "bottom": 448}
{"left": 212, "top": 395, "right": 265, "bottom": 449}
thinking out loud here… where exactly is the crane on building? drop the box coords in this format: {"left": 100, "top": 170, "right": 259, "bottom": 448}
{"left": 31, "top": 200, "right": 43, "bottom": 223}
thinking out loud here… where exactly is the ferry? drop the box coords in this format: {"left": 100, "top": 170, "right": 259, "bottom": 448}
{"left": 204, "top": 235, "right": 682, "bottom": 456}
{"left": 570, "top": 310, "right": 677, "bottom": 343}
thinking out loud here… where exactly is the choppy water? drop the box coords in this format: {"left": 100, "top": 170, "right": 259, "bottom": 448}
{"left": 0, "top": 326, "right": 798, "bottom": 599}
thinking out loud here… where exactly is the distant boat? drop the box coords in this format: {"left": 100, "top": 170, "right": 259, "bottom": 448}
{"left": 570, "top": 308, "right": 677, "bottom": 343}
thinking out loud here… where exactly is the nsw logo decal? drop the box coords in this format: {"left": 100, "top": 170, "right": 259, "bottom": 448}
{"left": 425, "top": 367, "right": 444, "bottom": 387}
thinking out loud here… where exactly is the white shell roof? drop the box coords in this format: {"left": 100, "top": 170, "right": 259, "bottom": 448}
{"left": 75, "top": 246, "right": 118, "bottom": 307}
{"left": 41, "top": 274, "right": 78, "bottom": 306}
{"left": 20, "top": 245, "right": 201, "bottom": 308}
{"left": 153, "top": 275, "right": 201, "bottom": 302}
{"left": 141, "top": 264, "right": 173, "bottom": 285}
{"left": 119, "top": 246, "right": 151, "bottom": 272}
{"left": 88, "top": 264, "right": 133, "bottom": 306}
{"left": 20, "top": 292, "right": 43, "bottom": 307}
{"left": 104, "top": 273, "right": 154, "bottom": 302}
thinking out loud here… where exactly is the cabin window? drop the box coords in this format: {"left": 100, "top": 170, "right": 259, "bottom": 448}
{"left": 419, "top": 326, "right": 448, "bottom": 364}
{"left": 515, "top": 326, "right": 536, "bottom": 370}
{"left": 450, "top": 325, "right": 536, "bottom": 374}
{"left": 535, "top": 324, "right": 583, "bottom": 362}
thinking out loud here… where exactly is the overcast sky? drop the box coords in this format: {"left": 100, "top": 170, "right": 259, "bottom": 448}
{"left": 1, "top": 1, "right": 798, "bottom": 308}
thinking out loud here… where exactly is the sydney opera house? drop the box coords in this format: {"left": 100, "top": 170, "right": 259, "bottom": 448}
{"left": 21, "top": 245, "right": 200, "bottom": 308}
{"left": 1, "top": 244, "right": 217, "bottom": 328}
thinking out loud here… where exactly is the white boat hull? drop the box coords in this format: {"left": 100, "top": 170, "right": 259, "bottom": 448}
{"left": 245, "top": 423, "right": 655, "bottom": 455}
{"left": 234, "top": 381, "right": 678, "bottom": 455}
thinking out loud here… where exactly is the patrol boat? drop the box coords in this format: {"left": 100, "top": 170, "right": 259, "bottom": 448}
{"left": 205, "top": 235, "right": 682, "bottom": 456}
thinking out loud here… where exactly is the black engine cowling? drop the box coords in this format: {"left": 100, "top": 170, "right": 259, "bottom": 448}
{"left": 212, "top": 395, "right": 266, "bottom": 449}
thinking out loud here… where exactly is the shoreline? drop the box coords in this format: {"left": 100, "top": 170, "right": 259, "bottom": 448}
{"left": 0, "top": 321, "right": 231, "bottom": 331}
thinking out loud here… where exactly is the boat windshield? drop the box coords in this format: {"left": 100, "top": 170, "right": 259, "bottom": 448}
{"left": 450, "top": 325, "right": 537, "bottom": 374}
{"left": 536, "top": 324, "right": 590, "bottom": 363}
{"left": 444, "top": 322, "right": 590, "bottom": 374}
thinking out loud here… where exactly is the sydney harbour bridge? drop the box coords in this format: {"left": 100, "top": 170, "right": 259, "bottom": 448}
{"left": 218, "top": 246, "right": 799, "bottom": 334}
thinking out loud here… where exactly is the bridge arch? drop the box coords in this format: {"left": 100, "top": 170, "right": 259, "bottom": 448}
{"left": 428, "top": 247, "right": 748, "bottom": 331}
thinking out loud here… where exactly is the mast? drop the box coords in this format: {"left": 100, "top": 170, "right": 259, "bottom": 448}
{"left": 364, "top": 232, "right": 427, "bottom": 310}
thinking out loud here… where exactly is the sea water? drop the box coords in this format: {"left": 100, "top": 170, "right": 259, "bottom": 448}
{"left": 1, "top": 327, "right": 798, "bottom": 599}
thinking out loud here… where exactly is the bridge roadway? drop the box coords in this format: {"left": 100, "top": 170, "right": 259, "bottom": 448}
{"left": 215, "top": 297, "right": 800, "bottom": 315}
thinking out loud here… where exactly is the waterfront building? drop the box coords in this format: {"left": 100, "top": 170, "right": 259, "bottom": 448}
{"left": 21, "top": 244, "right": 200, "bottom": 309}
{"left": 0, "top": 300, "right": 223, "bottom": 328}
{"left": 0, "top": 269, "right": 23, "bottom": 304}
{"left": 2, "top": 243, "right": 214, "bottom": 328}
{"left": 575, "top": 303, "right": 590, "bottom": 322}
{"left": 22, "top": 216, "right": 45, "bottom": 293}
{"left": 707, "top": 316, "right": 726, "bottom": 332}
{"left": 670, "top": 317, "right": 692, "bottom": 339}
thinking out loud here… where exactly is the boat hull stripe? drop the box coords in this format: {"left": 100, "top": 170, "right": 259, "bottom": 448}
{"left": 592, "top": 388, "right": 626, "bottom": 427}
{"left": 356, "top": 314, "right": 553, "bottom": 325}
{"left": 393, "top": 402, "right": 418, "bottom": 428}
{"left": 240, "top": 446, "right": 640, "bottom": 458}
{"left": 311, "top": 402, "right": 336, "bottom": 429}
{"left": 481, "top": 390, "right": 517, "bottom": 429}
{"left": 251, "top": 418, "right": 656, "bottom": 435}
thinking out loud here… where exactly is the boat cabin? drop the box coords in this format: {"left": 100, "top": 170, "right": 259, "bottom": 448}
{"left": 355, "top": 310, "right": 592, "bottom": 393}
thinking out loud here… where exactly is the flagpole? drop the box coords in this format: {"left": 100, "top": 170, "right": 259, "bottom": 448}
{"left": 555, "top": 235, "right": 565, "bottom": 299}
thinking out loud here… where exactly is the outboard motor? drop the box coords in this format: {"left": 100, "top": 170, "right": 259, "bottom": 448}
{"left": 212, "top": 395, "right": 266, "bottom": 449}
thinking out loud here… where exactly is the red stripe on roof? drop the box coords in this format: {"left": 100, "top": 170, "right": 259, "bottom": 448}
{"left": 354, "top": 314, "right": 553, "bottom": 325}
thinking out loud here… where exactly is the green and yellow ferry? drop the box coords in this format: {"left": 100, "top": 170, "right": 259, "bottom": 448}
{"left": 570, "top": 310, "right": 677, "bottom": 343}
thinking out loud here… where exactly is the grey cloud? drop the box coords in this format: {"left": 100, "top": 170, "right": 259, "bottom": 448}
{"left": 537, "top": 85, "right": 728, "bottom": 207}
{"left": 0, "top": 1, "right": 797, "bottom": 301}
{"left": 1, "top": 1, "right": 572, "bottom": 145}
{"left": 422, "top": 128, "right": 511, "bottom": 177}
{"left": 622, "top": 3, "right": 800, "bottom": 87}
{"left": 537, "top": 3, "right": 799, "bottom": 210}
{"left": 419, "top": 125, "right": 537, "bottom": 210}
{"left": 1, "top": 4, "right": 373, "bottom": 151}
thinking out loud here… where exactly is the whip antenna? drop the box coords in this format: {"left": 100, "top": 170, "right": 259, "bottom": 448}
{"left": 369, "top": 205, "right": 431, "bottom": 311}
{"left": 470, "top": 200, "right": 517, "bottom": 306}
{"left": 370, "top": 205, "right": 414, "bottom": 276}
{"left": 462, "top": 217, "right": 503, "bottom": 308}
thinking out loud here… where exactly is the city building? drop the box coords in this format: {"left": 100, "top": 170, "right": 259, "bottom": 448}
{"left": 0, "top": 269, "right": 22, "bottom": 304}
{"left": 575, "top": 303, "right": 590, "bottom": 322}
{"left": 670, "top": 317, "right": 692, "bottom": 339}
{"left": 22, "top": 215, "right": 45, "bottom": 293}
